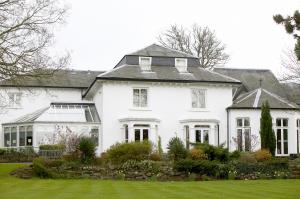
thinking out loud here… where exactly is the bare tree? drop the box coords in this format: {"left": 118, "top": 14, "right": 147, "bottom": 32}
{"left": 158, "top": 24, "right": 229, "bottom": 69}
{"left": 280, "top": 49, "right": 300, "bottom": 82}
{"left": 232, "top": 134, "right": 260, "bottom": 152}
{"left": 0, "top": 0, "right": 70, "bottom": 84}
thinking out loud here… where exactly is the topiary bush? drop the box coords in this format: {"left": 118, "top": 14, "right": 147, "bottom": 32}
{"left": 106, "top": 141, "right": 152, "bottom": 165}
{"left": 254, "top": 149, "right": 272, "bottom": 162}
{"left": 167, "top": 137, "right": 187, "bottom": 161}
{"left": 78, "top": 137, "right": 96, "bottom": 164}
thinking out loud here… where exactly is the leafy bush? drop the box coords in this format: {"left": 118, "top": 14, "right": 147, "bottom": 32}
{"left": 167, "top": 137, "right": 187, "bottom": 161}
{"left": 149, "top": 153, "right": 162, "bottom": 161}
{"left": 189, "top": 148, "right": 207, "bottom": 160}
{"left": 239, "top": 152, "right": 257, "bottom": 163}
{"left": 0, "top": 148, "right": 6, "bottom": 155}
{"left": 254, "top": 149, "right": 272, "bottom": 162}
{"left": 174, "top": 159, "right": 228, "bottom": 178}
{"left": 39, "top": 144, "right": 66, "bottom": 150}
{"left": 120, "top": 160, "right": 160, "bottom": 174}
{"left": 0, "top": 147, "right": 37, "bottom": 163}
{"left": 32, "top": 157, "right": 54, "bottom": 178}
{"left": 194, "top": 143, "right": 229, "bottom": 162}
{"left": 78, "top": 137, "right": 96, "bottom": 164}
{"left": 106, "top": 141, "right": 152, "bottom": 164}
{"left": 229, "top": 150, "right": 241, "bottom": 160}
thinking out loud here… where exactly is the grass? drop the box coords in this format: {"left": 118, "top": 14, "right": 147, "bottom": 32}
{"left": 1, "top": 164, "right": 300, "bottom": 199}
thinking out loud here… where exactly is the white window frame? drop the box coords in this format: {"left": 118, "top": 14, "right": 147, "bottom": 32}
{"left": 236, "top": 117, "right": 251, "bottom": 152}
{"left": 3, "top": 125, "right": 33, "bottom": 148}
{"left": 194, "top": 126, "right": 210, "bottom": 144}
{"left": 175, "top": 58, "right": 188, "bottom": 73}
{"left": 132, "top": 88, "right": 148, "bottom": 108}
{"left": 139, "top": 57, "right": 152, "bottom": 71}
{"left": 8, "top": 92, "right": 22, "bottom": 108}
{"left": 191, "top": 88, "right": 206, "bottom": 109}
{"left": 133, "top": 124, "right": 150, "bottom": 142}
{"left": 276, "top": 118, "right": 288, "bottom": 156}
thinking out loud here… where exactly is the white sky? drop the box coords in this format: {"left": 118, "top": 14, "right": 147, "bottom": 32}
{"left": 53, "top": 0, "right": 300, "bottom": 76}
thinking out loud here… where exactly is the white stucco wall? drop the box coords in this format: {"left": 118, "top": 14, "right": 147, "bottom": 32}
{"left": 99, "top": 81, "right": 233, "bottom": 152}
{"left": 229, "top": 109, "right": 300, "bottom": 156}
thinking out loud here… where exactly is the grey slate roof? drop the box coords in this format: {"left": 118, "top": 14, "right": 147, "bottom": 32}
{"left": 128, "top": 44, "right": 197, "bottom": 58}
{"left": 0, "top": 70, "right": 104, "bottom": 89}
{"left": 97, "top": 65, "right": 241, "bottom": 84}
{"left": 229, "top": 88, "right": 299, "bottom": 109}
{"left": 281, "top": 82, "right": 300, "bottom": 105}
{"left": 213, "top": 68, "right": 287, "bottom": 98}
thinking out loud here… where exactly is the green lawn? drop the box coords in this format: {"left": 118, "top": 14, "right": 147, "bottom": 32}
{"left": 1, "top": 164, "right": 300, "bottom": 199}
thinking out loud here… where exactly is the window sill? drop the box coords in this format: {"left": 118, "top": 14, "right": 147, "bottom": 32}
{"left": 129, "top": 107, "right": 152, "bottom": 111}
{"left": 189, "top": 108, "right": 209, "bottom": 112}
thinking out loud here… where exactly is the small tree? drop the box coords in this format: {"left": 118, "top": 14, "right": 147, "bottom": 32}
{"left": 78, "top": 137, "right": 96, "bottom": 164}
{"left": 260, "top": 101, "right": 276, "bottom": 156}
{"left": 167, "top": 137, "right": 187, "bottom": 161}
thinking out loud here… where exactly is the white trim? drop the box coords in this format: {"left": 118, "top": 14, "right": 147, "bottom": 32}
{"left": 253, "top": 88, "right": 262, "bottom": 108}
{"left": 235, "top": 89, "right": 258, "bottom": 104}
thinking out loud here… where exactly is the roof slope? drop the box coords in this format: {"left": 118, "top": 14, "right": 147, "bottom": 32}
{"left": 213, "top": 68, "right": 287, "bottom": 98}
{"left": 97, "top": 65, "right": 241, "bottom": 84}
{"left": 281, "top": 82, "right": 300, "bottom": 105}
{"left": 128, "top": 44, "right": 197, "bottom": 58}
{"left": 229, "top": 88, "right": 299, "bottom": 109}
{"left": 0, "top": 70, "right": 104, "bottom": 88}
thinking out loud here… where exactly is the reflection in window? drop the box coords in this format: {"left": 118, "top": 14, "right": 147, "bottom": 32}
{"left": 236, "top": 118, "right": 251, "bottom": 152}
{"left": 276, "top": 118, "right": 288, "bottom": 155}
{"left": 90, "top": 127, "right": 99, "bottom": 146}
{"left": 133, "top": 88, "right": 148, "bottom": 108}
{"left": 191, "top": 89, "right": 206, "bottom": 108}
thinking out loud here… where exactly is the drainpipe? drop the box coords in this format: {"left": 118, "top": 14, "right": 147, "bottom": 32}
{"left": 297, "top": 131, "right": 299, "bottom": 156}
{"left": 217, "top": 124, "right": 220, "bottom": 146}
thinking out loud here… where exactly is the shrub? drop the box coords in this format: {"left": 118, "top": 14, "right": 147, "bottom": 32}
{"left": 254, "top": 149, "right": 272, "bottom": 162}
{"left": 194, "top": 143, "right": 229, "bottom": 162}
{"left": 0, "top": 148, "right": 6, "bottom": 155}
{"left": 167, "top": 137, "right": 187, "bottom": 161}
{"left": 32, "top": 157, "right": 54, "bottom": 178}
{"left": 106, "top": 141, "right": 152, "bottom": 164}
{"left": 229, "top": 150, "right": 241, "bottom": 160}
{"left": 189, "top": 148, "right": 207, "bottom": 160}
{"left": 120, "top": 160, "right": 160, "bottom": 174}
{"left": 239, "top": 152, "right": 257, "bottom": 163}
{"left": 39, "top": 144, "right": 66, "bottom": 151}
{"left": 78, "top": 137, "right": 96, "bottom": 164}
{"left": 158, "top": 136, "right": 163, "bottom": 155}
{"left": 0, "top": 147, "right": 37, "bottom": 163}
{"left": 149, "top": 153, "right": 162, "bottom": 161}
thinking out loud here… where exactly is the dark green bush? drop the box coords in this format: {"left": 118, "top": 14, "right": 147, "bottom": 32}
{"left": 32, "top": 157, "right": 54, "bottom": 178}
{"left": 194, "top": 143, "right": 229, "bottom": 162}
{"left": 0, "top": 147, "right": 37, "bottom": 163}
{"left": 78, "top": 137, "right": 96, "bottom": 164}
{"left": 167, "top": 137, "right": 187, "bottom": 161}
{"left": 0, "top": 148, "right": 6, "bottom": 155}
{"left": 106, "top": 141, "right": 152, "bottom": 164}
{"left": 174, "top": 159, "right": 228, "bottom": 178}
{"left": 229, "top": 150, "right": 241, "bottom": 160}
{"left": 39, "top": 144, "right": 66, "bottom": 150}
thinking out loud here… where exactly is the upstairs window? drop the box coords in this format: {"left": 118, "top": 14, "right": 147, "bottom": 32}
{"left": 8, "top": 92, "right": 22, "bottom": 108}
{"left": 175, "top": 58, "right": 187, "bottom": 72}
{"left": 191, "top": 89, "right": 206, "bottom": 108}
{"left": 139, "top": 57, "right": 152, "bottom": 71}
{"left": 133, "top": 88, "right": 148, "bottom": 108}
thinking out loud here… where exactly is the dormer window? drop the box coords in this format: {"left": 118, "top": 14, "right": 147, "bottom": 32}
{"left": 139, "top": 57, "right": 152, "bottom": 71}
{"left": 175, "top": 58, "right": 187, "bottom": 73}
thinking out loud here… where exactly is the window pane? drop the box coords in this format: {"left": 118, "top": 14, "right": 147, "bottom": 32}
{"left": 26, "top": 126, "right": 33, "bottom": 146}
{"left": 125, "top": 125, "right": 128, "bottom": 143}
{"left": 4, "top": 127, "right": 10, "bottom": 147}
{"left": 11, "top": 127, "right": 17, "bottom": 147}
{"left": 277, "top": 129, "right": 282, "bottom": 154}
{"left": 191, "top": 89, "right": 198, "bottom": 108}
{"left": 283, "top": 129, "right": 288, "bottom": 154}
{"left": 195, "top": 130, "right": 201, "bottom": 143}
{"left": 143, "top": 129, "right": 149, "bottom": 141}
{"left": 90, "top": 128, "right": 99, "bottom": 146}
{"left": 185, "top": 126, "right": 189, "bottom": 149}
{"left": 283, "top": 119, "right": 288, "bottom": 127}
{"left": 134, "top": 129, "right": 140, "bottom": 142}
{"left": 84, "top": 107, "right": 93, "bottom": 122}
{"left": 140, "top": 89, "right": 147, "bottom": 107}
{"left": 198, "top": 90, "right": 205, "bottom": 108}
{"left": 237, "top": 129, "right": 243, "bottom": 151}
{"left": 203, "top": 130, "right": 209, "bottom": 143}
{"left": 276, "top": 119, "right": 281, "bottom": 127}
{"left": 237, "top": 119, "right": 243, "bottom": 127}
{"left": 133, "top": 89, "right": 140, "bottom": 107}
{"left": 244, "top": 118, "right": 250, "bottom": 127}
{"left": 19, "top": 126, "right": 26, "bottom": 146}
{"left": 244, "top": 129, "right": 251, "bottom": 152}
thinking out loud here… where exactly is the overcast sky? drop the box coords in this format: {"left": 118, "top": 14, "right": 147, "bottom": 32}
{"left": 53, "top": 0, "right": 300, "bottom": 75}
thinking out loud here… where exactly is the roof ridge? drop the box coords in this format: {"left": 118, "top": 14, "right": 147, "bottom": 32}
{"left": 214, "top": 67, "right": 271, "bottom": 71}
{"left": 253, "top": 88, "right": 262, "bottom": 108}
{"left": 235, "top": 89, "right": 258, "bottom": 104}
{"left": 261, "top": 88, "right": 297, "bottom": 108}
{"left": 207, "top": 68, "right": 241, "bottom": 83}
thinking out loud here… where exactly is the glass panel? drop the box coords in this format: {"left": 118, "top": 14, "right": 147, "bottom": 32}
{"left": 125, "top": 125, "right": 128, "bottom": 143}
{"left": 134, "top": 129, "right": 140, "bottom": 142}
{"left": 283, "top": 129, "right": 288, "bottom": 154}
{"left": 198, "top": 90, "right": 205, "bottom": 108}
{"left": 277, "top": 129, "right": 282, "bottom": 154}
{"left": 11, "top": 127, "right": 17, "bottom": 147}
{"left": 90, "top": 128, "right": 99, "bottom": 146}
{"left": 185, "top": 126, "right": 189, "bottom": 149}
{"left": 244, "top": 129, "right": 251, "bottom": 152}
{"left": 15, "top": 93, "right": 21, "bottom": 106}
{"left": 8, "top": 93, "right": 14, "bottom": 107}
{"left": 191, "top": 89, "right": 197, "bottom": 108}
{"left": 4, "top": 127, "right": 10, "bottom": 147}
{"left": 26, "top": 126, "right": 33, "bottom": 146}
{"left": 143, "top": 129, "right": 149, "bottom": 141}
{"left": 276, "top": 119, "right": 281, "bottom": 127}
{"left": 244, "top": 118, "right": 250, "bottom": 127}
{"left": 133, "top": 89, "right": 140, "bottom": 107}
{"left": 237, "top": 119, "right": 243, "bottom": 127}
{"left": 89, "top": 105, "right": 100, "bottom": 122}
{"left": 237, "top": 129, "right": 243, "bottom": 151}
{"left": 283, "top": 119, "right": 288, "bottom": 127}
{"left": 19, "top": 126, "right": 26, "bottom": 146}
{"left": 195, "top": 130, "right": 201, "bottom": 143}
{"left": 140, "top": 89, "right": 147, "bottom": 107}
{"left": 203, "top": 130, "right": 209, "bottom": 143}
{"left": 84, "top": 107, "right": 93, "bottom": 122}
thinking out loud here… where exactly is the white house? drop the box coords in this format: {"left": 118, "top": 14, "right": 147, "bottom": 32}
{"left": 1, "top": 44, "right": 300, "bottom": 156}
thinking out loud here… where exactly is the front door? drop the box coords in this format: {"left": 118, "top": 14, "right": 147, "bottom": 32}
{"left": 133, "top": 125, "right": 149, "bottom": 142}
{"left": 195, "top": 127, "right": 209, "bottom": 144}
